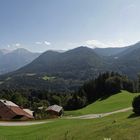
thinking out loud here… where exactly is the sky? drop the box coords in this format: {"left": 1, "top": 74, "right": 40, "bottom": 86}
{"left": 0, "top": 0, "right": 140, "bottom": 52}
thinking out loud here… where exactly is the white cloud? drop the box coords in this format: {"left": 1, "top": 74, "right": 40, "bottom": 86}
{"left": 86, "top": 40, "right": 108, "bottom": 48}
{"left": 66, "top": 40, "right": 135, "bottom": 50}
{"left": 15, "top": 43, "right": 21, "bottom": 47}
{"left": 85, "top": 39, "right": 131, "bottom": 48}
{"left": 44, "top": 41, "right": 51, "bottom": 46}
{"left": 5, "top": 43, "right": 22, "bottom": 51}
{"left": 35, "top": 41, "right": 51, "bottom": 46}
{"left": 7, "top": 44, "right": 10, "bottom": 48}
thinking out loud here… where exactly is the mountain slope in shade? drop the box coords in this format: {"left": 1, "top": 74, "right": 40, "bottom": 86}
{"left": 94, "top": 47, "right": 128, "bottom": 56}
{"left": 0, "top": 48, "right": 40, "bottom": 75}
{"left": 0, "top": 47, "right": 108, "bottom": 91}
{"left": 1, "top": 43, "right": 140, "bottom": 91}
{"left": 0, "top": 51, "right": 3, "bottom": 57}
{"left": 17, "top": 46, "right": 107, "bottom": 79}
{"left": 113, "top": 42, "right": 140, "bottom": 78}
{"left": 0, "top": 49, "right": 11, "bottom": 56}
{"left": 114, "top": 42, "right": 140, "bottom": 57}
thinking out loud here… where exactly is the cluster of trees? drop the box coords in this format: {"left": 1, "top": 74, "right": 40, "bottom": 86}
{"left": 0, "top": 89, "right": 86, "bottom": 111}
{"left": 1, "top": 72, "right": 140, "bottom": 118}
{"left": 78, "top": 72, "right": 136, "bottom": 103}
{"left": 132, "top": 96, "right": 140, "bottom": 115}
{"left": 132, "top": 74, "right": 140, "bottom": 116}
{"left": 0, "top": 72, "right": 138, "bottom": 112}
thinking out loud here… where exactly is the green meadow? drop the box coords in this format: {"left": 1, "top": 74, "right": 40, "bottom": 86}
{"left": 0, "top": 91, "right": 139, "bottom": 140}
{"left": 65, "top": 90, "right": 139, "bottom": 116}
{"left": 0, "top": 111, "right": 140, "bottom": 140}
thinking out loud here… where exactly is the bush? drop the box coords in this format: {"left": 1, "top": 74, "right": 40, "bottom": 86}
{"left": 132, "top": 95, "right": 140, "bottom": 115}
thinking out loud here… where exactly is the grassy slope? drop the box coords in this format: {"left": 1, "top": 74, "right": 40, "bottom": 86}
{"left": 65, "top": 90, "right": 139, "bottom": 116}
{"left": 0, "top": 91, "right": 139, "bottom": 140}
{"left": 0, "top": 111, "right": 140, "bottom": 140}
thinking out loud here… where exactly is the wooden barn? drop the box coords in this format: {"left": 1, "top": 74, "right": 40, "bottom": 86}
{"left": 46, "top": 105, "right": 63, "bottom": 117}
{"left": 0, "top": 99, "right": 34, "bottom": 120}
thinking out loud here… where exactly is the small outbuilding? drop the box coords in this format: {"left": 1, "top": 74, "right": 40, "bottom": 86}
{"left": 0, "top": 99, "right": 34, "bottom": 120}
{"left": 46, "top": 105, "right": 63, "bottom": 117}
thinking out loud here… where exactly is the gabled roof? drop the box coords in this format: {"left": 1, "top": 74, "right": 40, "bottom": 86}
{"left": 0, "top": 99, "right": 18, "bottom": 107}
{"left": 10, "top": 106, "right": 33, "bottom": 119}
{"left": 0, "top": 99, "right": 34, "bottom": 119}
{"left": 46, "top": 105, "right": 63, "bottom": 113}
{"left": 23, "top": 109, "right": 34, "bottom": 116}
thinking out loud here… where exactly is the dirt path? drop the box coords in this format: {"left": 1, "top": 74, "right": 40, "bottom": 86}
{"left": 0, "top": 120, "right": 52, "bottom": 126}
{"left": 0, "top": 107, "right": 132, "bottom": 126}
{"left": 66, "top": 107, "right": 132, "bottom": 119}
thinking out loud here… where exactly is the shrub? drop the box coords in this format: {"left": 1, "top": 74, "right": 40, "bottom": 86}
{"left": 132, "top": 95, "right": 140, "bottom": 115}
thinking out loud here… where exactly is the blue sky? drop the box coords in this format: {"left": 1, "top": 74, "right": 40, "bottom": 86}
{"left": 0, "top": 0, "right": 140, "bottom": 52}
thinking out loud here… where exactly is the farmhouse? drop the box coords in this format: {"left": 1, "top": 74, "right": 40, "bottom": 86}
{"left": 0, "top": 99, "right": 34, "bottom": 120}
{"left": 46, "top": 105, "right": 63, "bottom": 117}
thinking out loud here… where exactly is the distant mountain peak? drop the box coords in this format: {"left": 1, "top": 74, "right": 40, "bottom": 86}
{"left": 0, "top": 49, "right": 11, "bottom": 55}
{"left": 75, "top": 46, "right": 91, "bottom": 50}
{"left": 11, "top": 48, "right": 32, "bottom": 54}
{"left": 0, "top": 48, "right": 40, "bottom": 75}
{"left": 67, "top": 46, "right": 94, "bottom": 53}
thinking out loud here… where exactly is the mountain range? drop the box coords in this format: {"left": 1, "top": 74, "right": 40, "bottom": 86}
{"left": 0, "top": 48, "right": 40, "bottom": 75}
{"left": 0, "top": 42, "right": 140, "bottom": 91}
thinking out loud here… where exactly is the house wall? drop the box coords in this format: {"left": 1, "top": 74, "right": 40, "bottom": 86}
{"left": 47, "top": 110, "right": 59, "bottom": 116}
{"left": 47, "top": 110, "right": 63, "bottom": 117}
{"left": 0, "top": 102, "right": 16, "bottom": 120}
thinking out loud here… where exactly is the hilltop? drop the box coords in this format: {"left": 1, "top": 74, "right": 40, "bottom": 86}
{"left": 0, "top": 42, "right": 140, "bottom": 91}
{"left": 0, "top": 48, "right": 40, "bottom": 75}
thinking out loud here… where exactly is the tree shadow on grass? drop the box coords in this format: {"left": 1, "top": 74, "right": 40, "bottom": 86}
{"left": 99, "top": 92, "right": 118, "bottom": 101}
{"left": 128, "top": 113, "right": 140, "bottom": 119}
{"left": 99, "top": 95, "right": 110, "bottom": 101}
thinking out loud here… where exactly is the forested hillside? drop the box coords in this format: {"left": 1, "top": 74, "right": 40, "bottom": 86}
{"left": 0, "top": 42, "right": 140, "bottom": 91}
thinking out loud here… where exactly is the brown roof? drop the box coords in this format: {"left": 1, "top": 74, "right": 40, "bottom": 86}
{"left": 9, "top": 106, "right": 34, "bottom": 119}
{"left": 0, "top": 99, "right": 18, "bottom": 107}
{"left": 0, "top": 100, "right": 34, "bottom": 119}
{"left": 46, "top": 105, "right": 63, "bottom": 113}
